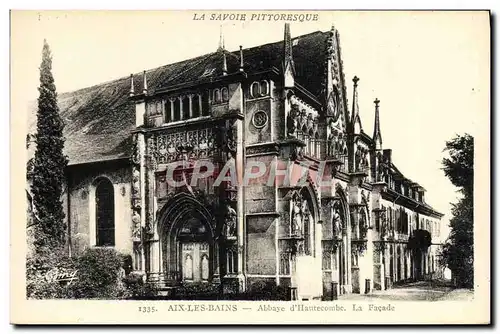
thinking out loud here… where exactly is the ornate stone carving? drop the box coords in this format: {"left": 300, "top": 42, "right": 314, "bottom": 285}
{"left": 332, "top": 201, "right": 343, "bottom": 238}
{"left": 132, "top": 167, "right": 141, "bottom": 201}
{"left": 132, "top": 210, "right": 141, "bottom": 241}
{"left": 131, "top": 134, "right": 142, "bottom": 242}
{"left": 287, "top": 103, "right": 299, "bottom": 137}
{"left": 379, "top": 208, "right": 387, "bottom": 238}
{"left": 290, "top": 191, "right": 312, "bottom": 238}
{"left": 290, "top": 193, "right": 302, "bottom": 236}
{"left": 224, "top": 204, "right": 237, "bottom": 238}
{"left": 146, "top": 128, "right": 216, "bottom": 163}
{"left": 226, "top": 122, "right": 237, "bottom": 157}
{"left": 146, "top": 136, "right": 158, "bottom": 171}
{"left": 290, "top": 144, "right": 304, "bottom": 161}
{"left": 376, "top": 153, "right": 388, "bottom": 182}
{"left": 144, "top": 212, "right": 154, "bottom": 237}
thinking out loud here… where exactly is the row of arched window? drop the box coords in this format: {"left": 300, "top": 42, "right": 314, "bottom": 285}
{"left": 212, "top": 87, "right": 229, "bottom": 104}
{"left": 148, "top": 87, "right": 231, "bottom": 124}
{"left": 163, "top": 93, "right": 210, "bottom": 123}
{"left": 249, "top": 80, "right": 270, "bottom": 99}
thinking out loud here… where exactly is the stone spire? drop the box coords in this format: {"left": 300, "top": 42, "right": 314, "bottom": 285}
{"left": 218, "top": 25, "right": 225, "bottom": 52}
{"left": 373, "top": 98, "right": 382, "bottom": 150}
{"left": 142, "top": 70, "right": 148, "bottom": 95}
{"left": 351, "top": 76, "right": 362, "bottom": 133}
{"left": 222, "top": 50, "right": 228, "bottom": 76}
{"left": 129, "top": 74, "right": 135, "bottom": 97}
{"left": 239, "top": 45, "right": 244, "bottom": 72}
{"left": 283, "top": 23, "right": 295, "bottom": 88}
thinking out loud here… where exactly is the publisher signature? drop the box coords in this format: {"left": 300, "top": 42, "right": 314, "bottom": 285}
{"left": 44, "top": 268, "right": 78, "bottom": 285}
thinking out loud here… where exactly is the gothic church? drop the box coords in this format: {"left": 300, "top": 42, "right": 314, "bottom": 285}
{"left": 27, "top": 23, "right": 444, "bottom": 299}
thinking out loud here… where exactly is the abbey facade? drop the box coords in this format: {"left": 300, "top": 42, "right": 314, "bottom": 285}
{"left": 31, "top": 24, "right": 444, "bottom": 299}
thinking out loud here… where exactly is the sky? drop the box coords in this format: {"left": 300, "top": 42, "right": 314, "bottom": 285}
{"left": 11, "top": 10, "right": 490, "bottom": 241}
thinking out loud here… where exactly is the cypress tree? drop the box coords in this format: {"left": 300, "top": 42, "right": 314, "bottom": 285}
{"left": 30, "top": 40, "right": 68, "bottom": 252}
{"left": 440, "top": 133, "right": 474, "bottom": 288}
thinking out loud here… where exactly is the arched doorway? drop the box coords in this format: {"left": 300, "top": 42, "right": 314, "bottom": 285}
{"left": 177, "top": 218, "right": 211, "bottom": 282}
{"left": 289, "top": 185, "right": 321, "bottom": 299}
{"left": 322, "top": 185, "right": 351, "bottom": 296}
{"left": 155, "top": 193, "right": 216, "bottom": 284}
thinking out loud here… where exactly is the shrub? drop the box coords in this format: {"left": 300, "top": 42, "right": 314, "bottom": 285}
{"left": 123, "top": 272, "right": 158, "bottom": 300}
{"left": 173, "top": 282, "right": 221, "bottom": 300}
{"left": 26, "top": 247, "right": 76, "bottom": 299}
{"left": 70, "top": 247, "right": 126, "bottom": 299}
{"left": 26, "top": 247, "right": 145, "bottom": 299}
{"left": 246, "top": 280, "right": 289, "bottom": 300}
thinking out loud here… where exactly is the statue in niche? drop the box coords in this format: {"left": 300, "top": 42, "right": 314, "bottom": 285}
{"left": 355, "top": 148, "right": 361, "bottom": 171}
{"left": 359, "top": 150, "right": 365, "bottom": 170}
{"left": 132, "top": 210, "right": 141, "bottom": 240}
{"left": 224, "top": 204, "right": 237, "bottom": 238}
{"left": 332, "top": 203, "right": 342, "bottom": 238}
{"left": 379, "top": 209, "right": 387, "bottom": 237}
{"left": 131, "top": 136, "right": 140, "bottom": 165}
{"left": 359, "top": 211, "right": 367, "bottom": 239}
{"left": 291, "top": 193, "right": 303, "bottom": 236}
{"left": 362, "top": 150, "right": 369, "bottom": 170}
{"left": 132, "top": 167, "right": 140, "bottom": 198}
{"left": 287, "top": 104, "right": 299, "bottom": 137}
{"left": 307, "top": 114, "right": 313, "bottom": 130}
{"left": 300, "top": 110, "right": 307, "bottom": 127}
{"left": 327, "top": 133, "right": 335, "bottom": 156}
{"left": 377, "top": 159, "right": 385, "bottom": 182}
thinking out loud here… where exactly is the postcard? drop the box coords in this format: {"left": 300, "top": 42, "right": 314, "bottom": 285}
{"left": 10, "top": 10, "right": 490, "bottom": 325}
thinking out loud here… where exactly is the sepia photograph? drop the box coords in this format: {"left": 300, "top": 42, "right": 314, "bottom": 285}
{"left": 10, "top": 9, "right": 490, "bottom": 324}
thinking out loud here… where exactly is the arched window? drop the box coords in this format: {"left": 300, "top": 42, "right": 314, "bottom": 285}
{"left": 95, "top": 178, "right": 115, "bottom": 247}
{"left": 164, "top": 100, "right": 172, "bottom": 123}
{"left": 192, "top": 95, "right": 201, "bottom": 118}
{"left": 260, "top": 80, "right": 269, "bottom": 96}
{"left": 213, "top": 89, "right": 221, "bottom": 104}
{"left": 182, "top": 97, "right": 190, "bottom": 119}
{"left": 250, "top": 82, "right": 260, "bottom": 98}
{"left": 202, "top": 91, "right": 210, "bottom": 116}
{"left": 174, "top": 98, "right": 181, "bottom": 121}
{"left": 226, "top": 250, "right": 237, "bottom": 274}
{"left": 221, "top": 87, "right": 229, "bottom": 102}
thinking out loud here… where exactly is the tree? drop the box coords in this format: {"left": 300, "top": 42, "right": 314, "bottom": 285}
{"left": 442, "top": 133, "right": 474, "bottom": 197}
{"left": 440, "top": 133, "right": 474, "bottom": 288}
{"left": 30, "top": 40, "right": 68, "bottom": 252}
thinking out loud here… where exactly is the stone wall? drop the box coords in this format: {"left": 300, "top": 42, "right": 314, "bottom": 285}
{"left": 66, "top": 161, "right": 132, "bottom": 256}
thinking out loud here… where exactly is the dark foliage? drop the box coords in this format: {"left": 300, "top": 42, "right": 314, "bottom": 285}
{"left": 70, "top": 248, "right": 126, "bottom": 299}
{"left": 30, "top": 40, "right": 68, "bottom": 252}
{"left": 408, "top": 229, "right": 432, "bottom": 250}
{"left": 123, "top": 272, "right": 157, "bottom": 300}
{"left": 162, "top": 281, "right": 289, "bottom": 301}
{"left": 26, "top": 247, "right": 75, "bottom": 299}
{"left": 442, "top": 133, "right": 473, "bottom": 197}
{"left": 26, "top": 247, "right": 131, "bottom": 299}
{"left": 440, "top": 133, "right": 474, "bottom": 288}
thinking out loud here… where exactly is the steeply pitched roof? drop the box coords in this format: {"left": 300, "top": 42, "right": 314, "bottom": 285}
{"left": 27, "top": 30, "right": 330, "bottom": 166}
